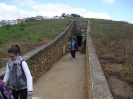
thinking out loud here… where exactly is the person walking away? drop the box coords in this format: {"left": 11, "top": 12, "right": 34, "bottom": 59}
{"left": 3, "top": 45, "right": 33, "bottom": 99}
{"left": 68, "top": 38, "right": 78, "bottom": 60}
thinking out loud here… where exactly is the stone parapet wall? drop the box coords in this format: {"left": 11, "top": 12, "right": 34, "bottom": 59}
{"left": 86, "top": 21, "right": 113, "bottom": 99}
{"left": 86, "top": 22, "right": 93, "bottom": 99}
{"left": 23, "top": 24, "right": 72, "bottom": 81}
{"left": 0, "top": 23, "right": 72, "bottom": 81}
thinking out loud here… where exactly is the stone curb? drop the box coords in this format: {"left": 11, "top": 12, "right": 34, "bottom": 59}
{"left": 87, "top": 21, "right": 113, "bottom": 99}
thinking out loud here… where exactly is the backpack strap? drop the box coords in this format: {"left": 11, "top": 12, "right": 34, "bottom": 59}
{"left": 20, "top": 60, "right": 24, "bottom": 71}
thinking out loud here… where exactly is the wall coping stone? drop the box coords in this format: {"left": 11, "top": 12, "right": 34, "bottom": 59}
{"left": 87, "top": 21, "right": 113, "bottom": 99}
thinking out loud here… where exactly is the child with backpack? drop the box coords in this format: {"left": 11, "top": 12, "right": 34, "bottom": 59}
{"left": 68, "top": 38, "right": 79, "bottom": 60}
{"left": 3, "top": 45, "right": 33, "bottom": 99}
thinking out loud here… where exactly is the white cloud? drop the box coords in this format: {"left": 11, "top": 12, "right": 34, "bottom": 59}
{"left": 0, "top": 3, "right": 35, "bottom": 20}
{"left": 0, "top": 2, "right": 111, "bottom": 21}
{"left": 32, "top": 3, "right": 111, "bottom": 20}
{"left": 83, "top": 12, "right": 111, "bottom": 19}
{"left": 130, "top": 21, "right": 133, "bottom": 24}
{"left": 32, "top": 3, "right": 87, "bottom": 17}
{"left": 101, "top": 0, "right": 115, "bottom": 4}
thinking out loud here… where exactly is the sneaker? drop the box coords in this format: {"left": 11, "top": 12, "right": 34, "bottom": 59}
{"left": 73, "top": 59, "right": 75, "bottom": 61}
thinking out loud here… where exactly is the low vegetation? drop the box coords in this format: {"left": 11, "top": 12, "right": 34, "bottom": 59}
{"left": 0, "top": 19, "right": 74, "bottom": 57}
{"left": 0, "top": 20, "right": 70, "bottom": 43}
{"left": 89, "top": 19, "right": 133, "bottom": 83}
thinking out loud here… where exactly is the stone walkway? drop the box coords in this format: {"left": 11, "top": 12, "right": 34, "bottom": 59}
{"left": 28, "top": 51, "right": 88, "bottom": 99}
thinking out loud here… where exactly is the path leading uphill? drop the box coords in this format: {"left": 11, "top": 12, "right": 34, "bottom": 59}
{"left": 28, "top": 51, "right": 88, "bottom": 99}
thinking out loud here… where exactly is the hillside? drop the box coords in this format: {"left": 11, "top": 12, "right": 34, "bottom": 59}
{"left": 89, "top": 19, "right": 133, "bottom": 99}
{"left": 1, "top": 18, "right": 133, "bottom": 98}
{"left": 0, "top": 18, "right": 74, "bottom": 67}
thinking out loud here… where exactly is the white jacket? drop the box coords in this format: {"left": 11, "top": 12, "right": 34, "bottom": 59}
{"left": 3, "top": 61, "right": 33, "bottom": 92}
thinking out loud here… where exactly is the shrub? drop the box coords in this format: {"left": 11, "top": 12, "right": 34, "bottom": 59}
{"left": 0, "top": 37, "right": 4, "bottom": 44}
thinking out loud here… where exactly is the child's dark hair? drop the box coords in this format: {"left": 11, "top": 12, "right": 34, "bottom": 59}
{"left": 8, "top": 45, "right": 21, "bottom": 55}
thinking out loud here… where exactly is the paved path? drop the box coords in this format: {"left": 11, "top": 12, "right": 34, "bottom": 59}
{"left": 28, "top": 51, "right": 88, "bottom": 99}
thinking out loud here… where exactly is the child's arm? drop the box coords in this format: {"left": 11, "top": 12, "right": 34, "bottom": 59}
{"left": 68, "top": 41, "right": 71, "bottom": 45}
{"left": 22, "top": 61, "right": 33, "bottom": 93}
{"left": 3, "top": 64, "right": 10, "bottom": 84}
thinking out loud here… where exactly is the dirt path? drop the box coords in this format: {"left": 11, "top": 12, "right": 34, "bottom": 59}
{"left": 28, "top": 51, "right": 88, "bottom": 99}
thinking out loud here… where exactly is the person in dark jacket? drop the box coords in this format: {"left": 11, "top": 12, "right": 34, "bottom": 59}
{"left": 3, "top": 45, "right": 33, "bottom": 99}
{"left": 68, "top": 38, "right": 79, "bottom": 60}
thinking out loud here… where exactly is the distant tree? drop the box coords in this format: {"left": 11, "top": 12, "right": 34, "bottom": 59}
{"left": 62, "top": 13, "right": 81, "bottom": 18}
{"left": 62, "top": 13, "right": 66, "bottom": 17}
{"left": 71, "top": 13, "right": 81, "bottom": 17}
{"left": 25, "top": 18, "right": 35, "bottom": 22}
{"left": 77, "top": 14, "right": 80, "bottom": 17}
{"left": 71, "top": 14, "right": 76, "bottom": 17}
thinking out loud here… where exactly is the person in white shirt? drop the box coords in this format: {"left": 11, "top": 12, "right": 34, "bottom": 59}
{"left": 3, "top": 45, "right": 33, "bottom": 99}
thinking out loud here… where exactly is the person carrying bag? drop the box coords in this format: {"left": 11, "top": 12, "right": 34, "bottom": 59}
{"left": 3, "top": 45, "right": 33, "bottom": 99}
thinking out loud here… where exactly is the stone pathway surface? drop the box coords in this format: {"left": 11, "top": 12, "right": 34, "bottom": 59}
{"left": 28, "top": 51, "right": 88, "bottom": 99}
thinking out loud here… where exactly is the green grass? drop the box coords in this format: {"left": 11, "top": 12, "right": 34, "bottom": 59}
{"left": 0, "top": 17, "right": 86, "bottom": 57}
{"left": 89, "top": 18, "right": 133, "bottom": 83}
{"left": 0, "top": 20, "right": 68, "bottom": 43}
{"left": 0, "top": 18, "right": 90, "bottom": 44}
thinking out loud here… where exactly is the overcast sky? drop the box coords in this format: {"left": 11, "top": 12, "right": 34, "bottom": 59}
{"left": 0, "top": 0, "right": 133, "bottom": 23}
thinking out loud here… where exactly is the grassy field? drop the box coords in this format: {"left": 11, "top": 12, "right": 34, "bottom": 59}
{"left": 89, "top": 18, "right": 133, "bottom": 83}
{"left": 0, "top": 20, "right": 68, "bottom": 43}
{"left": 0, "top": 19, "right": 70, "bottom": 56}
{"left": 0, "top": 18, "right": 90, "bottom": 56}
